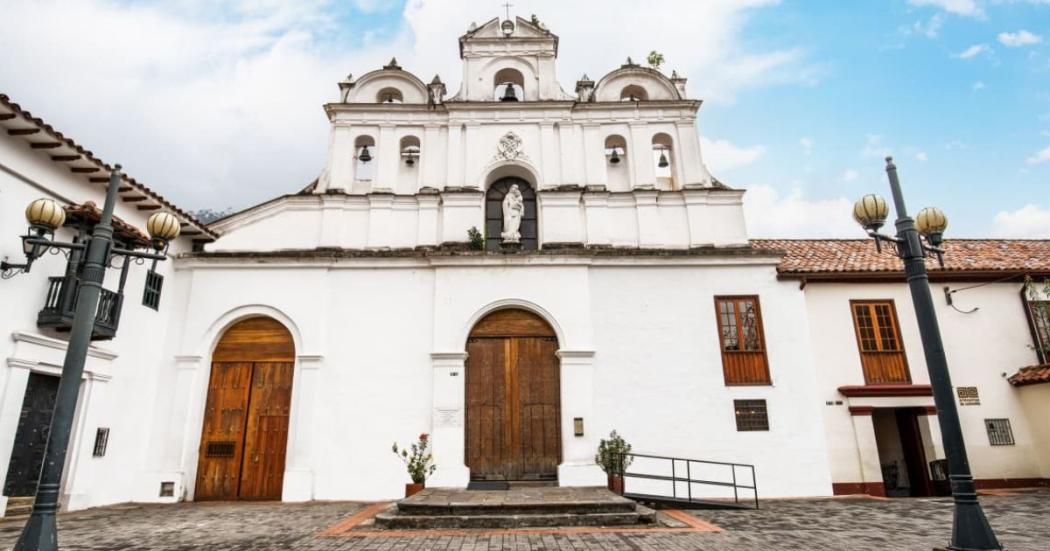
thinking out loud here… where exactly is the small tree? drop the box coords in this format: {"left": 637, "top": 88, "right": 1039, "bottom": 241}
{"left": 595, "top": 430, "right": 633, "bottom": 474}
{"left": 647, "top": 51, "right": 665, "bottom": 71}
{"left": 467, "top": 226, "right": 485, "bottom": 250}
{"left": 392, "top": 433, "right": 437, "bottom": 484}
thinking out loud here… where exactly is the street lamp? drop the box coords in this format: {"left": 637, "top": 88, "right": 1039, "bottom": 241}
{"left": 853, "top": 157, "right": 1001, "bottom": 551}
{"left": 3, "top": 166, "right": 177, "bottom": 551}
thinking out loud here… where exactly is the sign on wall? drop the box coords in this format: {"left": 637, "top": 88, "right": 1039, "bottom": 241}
{"left": 956, "top": 386, "right": 980, "bottom": 406}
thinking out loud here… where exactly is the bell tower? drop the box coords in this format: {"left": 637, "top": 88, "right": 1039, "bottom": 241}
{"left": 456, "top": 15, "right": 572, "bottom": 102}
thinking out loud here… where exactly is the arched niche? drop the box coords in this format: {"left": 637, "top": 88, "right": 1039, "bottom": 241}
{"left": 377, "top": 87, "right": 404, "bottom": 104}
{"left": 485, "top": 177, "right": 537, "bottom": 251}
{"left": 620, "top": 84, "right": 648, "bottom": 102}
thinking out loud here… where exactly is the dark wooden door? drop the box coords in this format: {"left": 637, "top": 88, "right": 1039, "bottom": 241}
{"left": 195, "top": 318, "right": 294, "bottom": 501}
{"left": 896, "top": 408, "right": 933, "bottom": 497}
{"left": 3, "top": 373, "right": 60, "bottom": 497}
{"left": 465, "top": 309, "right": 560, "bottom": 481}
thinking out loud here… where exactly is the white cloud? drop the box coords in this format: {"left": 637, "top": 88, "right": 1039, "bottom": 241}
{"left": 799, "top": 137, "right": 813, "bottom": 154}
{"left": 1027, "top": 146, "right": 1050, "bottom": 164}
{"left": 998, "top": 30, "right": 1043, "bottom": 47}
{"left": 743, "top": 185, "right": 858, "bottom": 238}
{"left": 972, "top": 80, "right": 986, "bottom": 90}
{"left": 908, "top": 0, "right": 984, "bottom": 17}
{"left": 699, "top": 136, "right": 766, "bottom": 173}
{"left": 862, "top": 135, "right": 892, "bottom": 159}
{"left": 0, "top": 0, "right": 812, "bottom": 211}
{"left": 915, "top": 151, "right": 929, "bottom": 162}
{"left": 841, "top": 169, "right": 859, "bottom": 182}
{"left": 954, "top": 43, "right": 990, "bottom": 59}
{"left": 993, "top": 205, "right": 1050, "bottom": 238}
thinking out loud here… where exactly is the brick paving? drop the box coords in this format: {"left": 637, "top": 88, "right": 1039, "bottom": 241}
{"left": 0, "top": 490, "right": 1047, "bottom": 550}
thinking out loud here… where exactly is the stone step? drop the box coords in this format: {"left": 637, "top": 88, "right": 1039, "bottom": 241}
{"left": 397, "top": 498, "right": 637, "bottom": 516}
{"left": 375, "top": 510, "right": 651, "bottom": 529}
{"left": 4, "top": 497, "right": 34, "bottom": 518}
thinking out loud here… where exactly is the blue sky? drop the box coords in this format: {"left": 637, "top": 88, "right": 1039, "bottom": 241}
{"left": 2, "top": 0, "right": 1048, "bottom": 237}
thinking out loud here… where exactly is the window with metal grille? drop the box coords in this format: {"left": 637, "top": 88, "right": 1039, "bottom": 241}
{"left": 985, "top": 419, "right": 1014, "bottom": 446}
{"left": 734, "top": 399, "right": 769, "bottom": 431}
{"left": 92, "top": 427, "right": 109, "bottom": 457}
{"left": 143, "top": 270, "right": 164, "bottom": 310}
{"left": 715, "top": 296, "right": 771, "bottom": 385}
{"left": 205, "top": 441, "right": 236, "bottom": 458}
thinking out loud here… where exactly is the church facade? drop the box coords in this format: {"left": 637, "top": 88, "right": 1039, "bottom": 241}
{"left": 0, "top": 16, "right": 1048, "bottom": 515}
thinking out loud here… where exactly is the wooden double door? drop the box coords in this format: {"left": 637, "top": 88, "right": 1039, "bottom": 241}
{"left": 195, "top": 318, "right": 294, "bottom": 500}
{"left": 465, "top": 309, "right": 561, "bottom": 481}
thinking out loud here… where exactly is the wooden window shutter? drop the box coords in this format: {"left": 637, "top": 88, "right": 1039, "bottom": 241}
{"left": 714, "top": 296, "right": 771, "bottom": 385}
{"left": 850, "top": 300, "right": 910, "bottom": 384}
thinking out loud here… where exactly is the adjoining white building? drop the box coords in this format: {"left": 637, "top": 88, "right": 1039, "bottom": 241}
{"left": 0, "top": 15, "right": 1047, "bottom": 516}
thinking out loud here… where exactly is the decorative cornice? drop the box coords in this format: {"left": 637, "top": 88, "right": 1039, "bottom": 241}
{"left": 838, "top": 384, "right": 933, "bottom": 397}
{"left": 12, "top": 331, "right": 118, "bottom": 361}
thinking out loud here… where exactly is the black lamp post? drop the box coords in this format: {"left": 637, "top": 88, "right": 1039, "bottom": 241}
{"left": 853, "top": 157, "right": 1001, "bottom": 551}
{"left": 1, "top": 166, "right": 180, "bottom": 551}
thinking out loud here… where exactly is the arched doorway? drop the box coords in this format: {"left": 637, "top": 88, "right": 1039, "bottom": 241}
{"left": 485, "top": 177, "right": 538, "bottom": 251}
{"left": 195, "top": 317, "right": 294, "bottom": 500}
{"left": 465, "top": 309, "right": 561, "bottom": 481}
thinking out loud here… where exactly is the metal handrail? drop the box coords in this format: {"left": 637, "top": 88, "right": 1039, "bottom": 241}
{"left": 618, "top": 452, "right": 759, "bottom": 509}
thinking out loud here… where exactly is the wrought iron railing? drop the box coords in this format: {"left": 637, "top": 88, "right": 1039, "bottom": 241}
{"left": 37, "top": 276, "right": 123, "bottom": 340}
{"left": 618, "top": 452, "right": 758, "bottom": 509}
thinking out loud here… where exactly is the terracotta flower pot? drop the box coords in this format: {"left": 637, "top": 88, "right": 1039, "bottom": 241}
{"left": 405, "top": 482, "right": 425, "bottom": 497}
{"left": 607, "top": 473, "right": 624, "bottom": 495}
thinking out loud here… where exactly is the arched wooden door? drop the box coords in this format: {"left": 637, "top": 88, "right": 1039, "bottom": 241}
{"left": 465, "top": 309, "right": 561, "bottom": 481}
{"left": 195, "top": 317, "right": 294, "bottom": 500}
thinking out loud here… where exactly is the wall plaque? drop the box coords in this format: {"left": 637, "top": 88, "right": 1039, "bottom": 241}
{"left": 956, "top": 386, "right": 980, "bottom": 406}
{"left": 435, "top": 407, "right": 463, "bottom": 428}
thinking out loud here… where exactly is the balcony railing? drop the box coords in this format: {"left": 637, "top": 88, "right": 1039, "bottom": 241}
{"left": 37, "top": 276, "right": 123, "bottom": 340}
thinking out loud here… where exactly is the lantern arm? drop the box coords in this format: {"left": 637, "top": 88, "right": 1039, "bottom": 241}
{"left": 110, "top": 246, "right": 168, "bottom": 261}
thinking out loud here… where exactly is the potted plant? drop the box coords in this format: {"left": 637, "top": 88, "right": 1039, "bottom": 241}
{"left": 392, "top": 433, "right": 437, "bottom": 497}
{"left": 595, "top": 430, "right": 633, "bottom": 495}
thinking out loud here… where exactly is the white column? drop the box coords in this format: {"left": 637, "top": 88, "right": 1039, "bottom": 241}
{"left": 318, "top": 195, "right": 345, "bottom": 248}
{"left": 683, "top": 188, "right": 714, "bottom": 248}
{"left": 850, "top": 413, "right": 885, "bottom": 494}
{"left": 167, "top": 355, "right": 203, "bottom": 503}
{"left": 581, "top": 124, "right": 604, "bottom": 188}
{"left": 634, "top": 190, "right": 661, "bottom": 247}
{"left": 374, "top": 124, "right": 397, "bottom": 193}
{"left": 582, "top": 191, "right": 610, "bottom": 247}
{"left": 540, "top": 123, "right": 560, "bottom": 189}
{"left": 0, "top": 362, "right": 32, "bottom": 516}
{"left": 629, "top": 123, "right": 654, "bottom": 190}
{"left": 446, "top": 124, "right": 464, "bottom": 188}
{"left": 416, "top": 193, "right": 441, "bottom": 247}
{"left": 282, "top": 355, "right": 323, "bottom": 502}
{"left": 421, "top": 125, "right": 444, "bottom": 189}
{"left": 367, "top": 193, "right": 395, "bottom": 249}
{"left": 557, "top": 350, "right": 604, "bottom": 486}
{"left": 429, "top": 352, "right": 470, "bottom": 488}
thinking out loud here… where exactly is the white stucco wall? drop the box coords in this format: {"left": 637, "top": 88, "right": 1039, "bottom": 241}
{"left": 804, "top": 282, "right": 1044, "bottom": 489}
{"left": 0, "top": 132, "right": 195, "bottom": 515}
{"left": 150, "top": 255, "right": 833, "bottom": 502}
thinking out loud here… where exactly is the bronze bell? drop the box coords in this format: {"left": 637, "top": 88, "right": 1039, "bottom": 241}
{"left": 658, "top": 152, "right": 669, "bottom": 168}
{"left": 609, "top": 149, "right": 621, "bottom": 164}
{"left": 358, "top": 145, "right": 372, "bottom": 162}
{"left": 501, "top": 83, "right": 519, "bottom": 102}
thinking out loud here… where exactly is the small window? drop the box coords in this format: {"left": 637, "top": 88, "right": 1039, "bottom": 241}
{"left": 714, "top": 296, "right": 771, "bottom": 385}
{"left": 143, "top": 270, "right": 163, "bottom": 310}
{"left": 985, "top": 419, "right": 1014, "bottom": 446}
{"left": 494, "top": 68, "right": 525, "bottom": 101}
{"left": 851, "top": 300, "right": 910, "bottom": 384}
{"left": 734, "top": 400, "right": 769, "bottom": 431}
{"left": 93, "top": 427, "right": 110, "bottom": 457}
